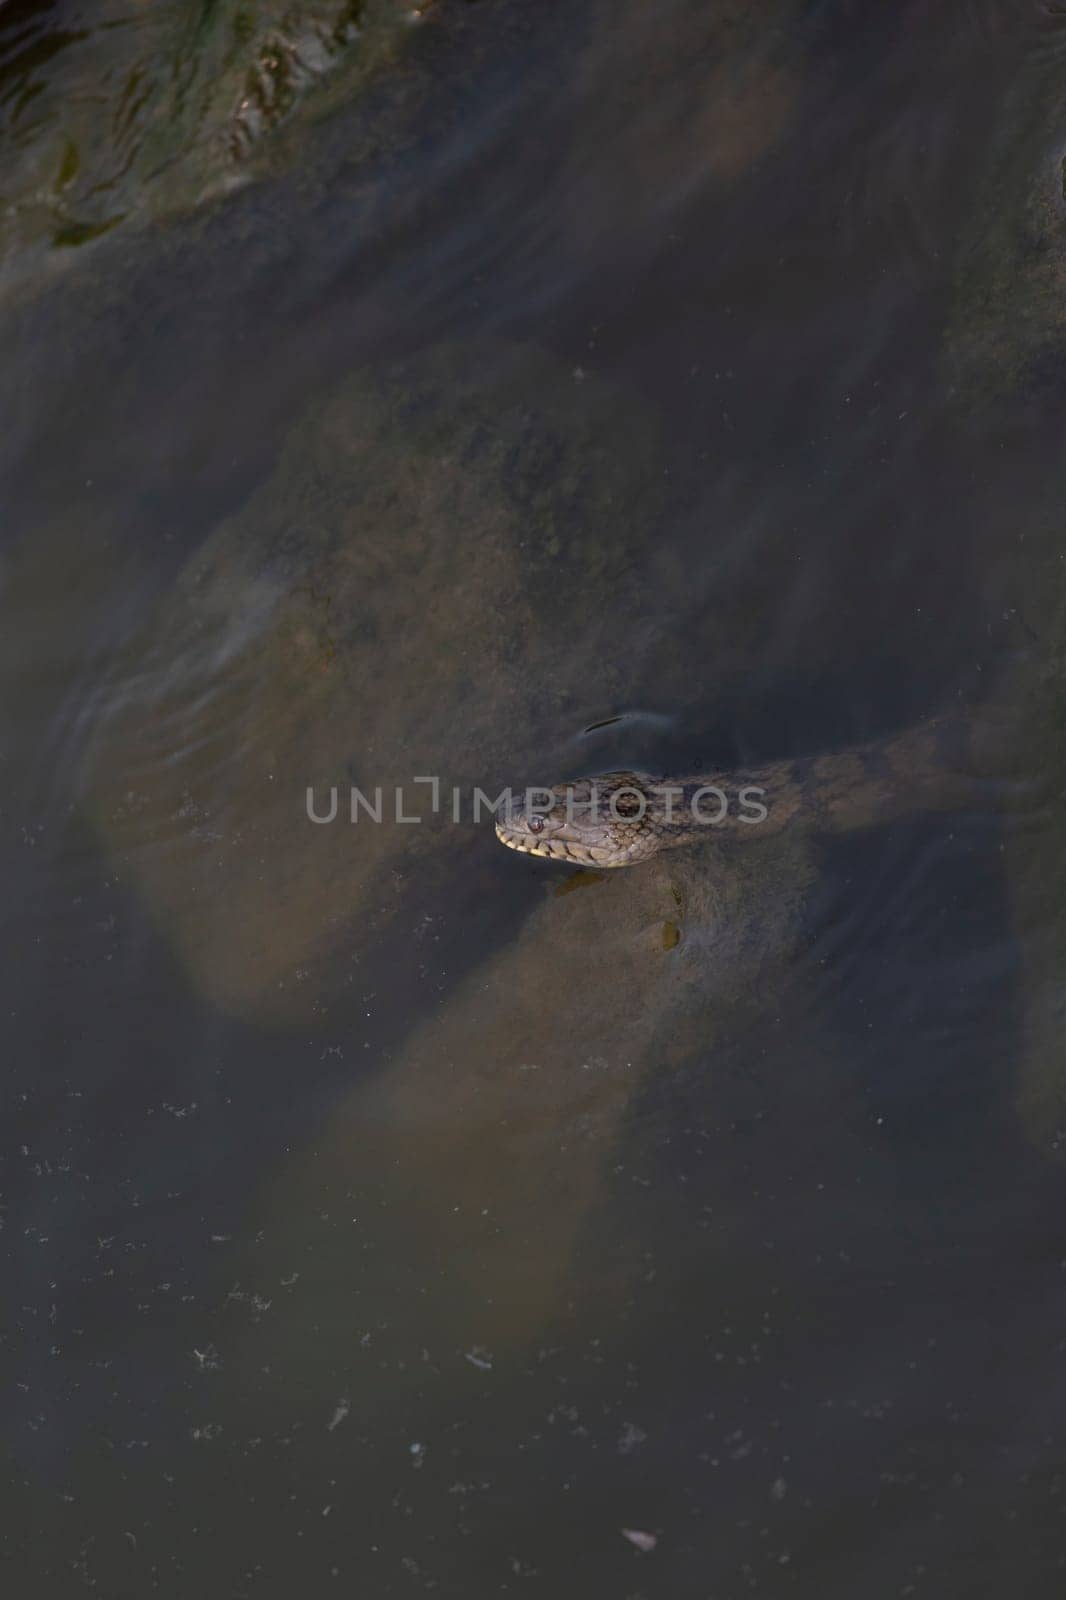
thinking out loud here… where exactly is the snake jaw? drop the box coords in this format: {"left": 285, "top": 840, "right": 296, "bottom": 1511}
{"left": 493, "top": 823, "right": 635, "bottom": 868}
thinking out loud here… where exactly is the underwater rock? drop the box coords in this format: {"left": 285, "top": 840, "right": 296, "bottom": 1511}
{"left": 85, "top": 342, "right": 670, "bottom": 1019}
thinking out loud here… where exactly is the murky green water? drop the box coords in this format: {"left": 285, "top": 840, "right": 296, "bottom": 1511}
{"left": 5, "top": 1, "right": 1066, "bottom": 1595}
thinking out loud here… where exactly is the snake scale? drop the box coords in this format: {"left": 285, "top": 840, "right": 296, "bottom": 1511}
{"left": 495, "top": 713, "right": 1012, "bottom": 868}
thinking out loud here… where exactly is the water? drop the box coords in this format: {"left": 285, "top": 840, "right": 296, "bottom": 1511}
{"left": 5, "top": 1, "right": 1066, "bottom": 1594}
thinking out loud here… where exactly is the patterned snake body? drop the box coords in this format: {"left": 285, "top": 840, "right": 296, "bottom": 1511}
{"left": 495, "top": 716, "right": 1002, "bottom": 869}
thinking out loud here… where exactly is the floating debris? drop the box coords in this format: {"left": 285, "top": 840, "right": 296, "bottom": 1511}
{"left": 327, "top": 1398, "right": 350, "bottom": 1431}
{"left": 620, "top": 1528, "right": 658, "bottom": 1553}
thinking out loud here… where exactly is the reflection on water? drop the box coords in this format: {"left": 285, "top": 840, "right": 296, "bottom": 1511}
{"left": 6, "top": 0, "right": 1066, "bottom": 1595}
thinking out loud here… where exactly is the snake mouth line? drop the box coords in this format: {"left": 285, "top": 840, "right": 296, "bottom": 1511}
{"left": 495, "top": 827, "right": 624, "bottom": 867}
{"left": 496, "top": 831, "right": 577, "bottom": 862}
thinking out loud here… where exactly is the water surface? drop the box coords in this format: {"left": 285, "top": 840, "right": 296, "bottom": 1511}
{"left": 5, "top": 2, "right": 1066, "bottom": 1595}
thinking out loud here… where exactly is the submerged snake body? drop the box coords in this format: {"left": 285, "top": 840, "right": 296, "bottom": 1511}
{"left": 496, "top": 716, "right": 998, "bottom": 869}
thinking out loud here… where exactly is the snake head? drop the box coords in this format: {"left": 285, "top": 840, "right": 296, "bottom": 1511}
{"left": 494, "top": 771, "right": 662, "bottom": 868}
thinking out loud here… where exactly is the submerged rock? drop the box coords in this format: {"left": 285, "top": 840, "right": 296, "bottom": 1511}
{"left": 85, "top": 341, "right": 671, "bottom": 1019}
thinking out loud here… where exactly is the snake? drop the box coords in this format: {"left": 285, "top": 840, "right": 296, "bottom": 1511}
{"left": 495, "top": 714, "right": 1005, "bottom": 868}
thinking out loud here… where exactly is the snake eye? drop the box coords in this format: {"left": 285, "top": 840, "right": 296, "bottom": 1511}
{"left": 528, "top": 815, "right": 546, "bottom": 835}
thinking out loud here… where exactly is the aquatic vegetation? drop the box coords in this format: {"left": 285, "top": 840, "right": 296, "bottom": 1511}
{"left": 0, "top": 0, "right": 432, "bottom": 280}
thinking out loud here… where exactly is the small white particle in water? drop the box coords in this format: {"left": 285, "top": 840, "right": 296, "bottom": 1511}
{"left": 464, "top": 1347, "right": 493, "bottom": 1371}
{"left": 618, "top": 1422, "right": 647, "bottom": 1455}
{"left": 327, "top": 1399, "right": 350, "bottom": 1432}
{"left": 771, "top": 1477, "right": 788, "bottom": 1501}
{"left": 621, "top": 1528, "right": 657, "bottom": 1552}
